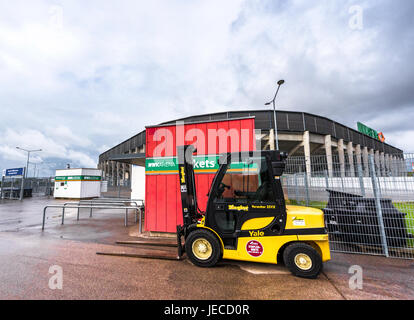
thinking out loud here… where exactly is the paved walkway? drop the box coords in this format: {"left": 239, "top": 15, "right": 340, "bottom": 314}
{"left": 0, "top": 197, "right": 412, "bottom": 300}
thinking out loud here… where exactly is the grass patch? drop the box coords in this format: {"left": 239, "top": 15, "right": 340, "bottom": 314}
{"left": 393, "top": 202, "right": 414, "bottom": 245}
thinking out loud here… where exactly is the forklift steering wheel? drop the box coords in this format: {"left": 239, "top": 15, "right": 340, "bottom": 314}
{"left": 220, "top": 183, "right": 231, "bottom": 190}
{"left": 217, "top": 182, "right": 231, "bottom": 197}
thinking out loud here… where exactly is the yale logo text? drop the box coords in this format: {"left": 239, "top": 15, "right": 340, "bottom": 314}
{"left": 249, "top": 230, "right": 264, "bottom": 237}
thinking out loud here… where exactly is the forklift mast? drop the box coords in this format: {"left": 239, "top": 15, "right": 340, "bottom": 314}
{"left": 177, "top": 145, "right": 199, "bottom": 227}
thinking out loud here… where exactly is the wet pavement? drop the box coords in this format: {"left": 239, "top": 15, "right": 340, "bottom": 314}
{"left": 0, "top": 196, "right": 413, "bottom": 300}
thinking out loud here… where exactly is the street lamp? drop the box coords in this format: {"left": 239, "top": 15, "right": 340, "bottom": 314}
{"left": 28, "top": 162, "right": 36, "bottom": 178}
{"left": 16, "top": 147, "right": 42, "bottom": 178}
{"left": 265, "top": 79, "right": 285, "bottom": 151}
{"left": 29, "top": 161, "right": 43, "bottom": 178}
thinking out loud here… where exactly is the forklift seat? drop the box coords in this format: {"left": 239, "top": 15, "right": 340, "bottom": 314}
{"left": 253, "top": 180, "right": 273, "bottom": 202}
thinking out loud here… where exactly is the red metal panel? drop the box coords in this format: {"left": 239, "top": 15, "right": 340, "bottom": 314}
{"left": 194, "top": 123, "right": 207, "bottom": 156}
{"left": 216, "top": 121, "right": 229, "bottom": 154}
{"left": 156, "top": 175, "right": 167, "bottom": 231}
{"left": 145, "top": 175, "right": 157, "bottom": 231}
{"left": 206, "top": 121, "right": 218, "bottom": 155}
{"left": 240, "top": 118, "right": 256, "bottom": 151}
{"left": 207, "top": 173, "right": 214, "bottom": 190}
{"left": 183, "top": 123, "right": 197, "bottom": 154}
{"left": 146, "top": 127, "right": 156, "bottom": 158}
{"left": 166, "top": 175, "right": 178, "bottom": 233}
{"left": 196, "top": 174, "right": 210, "bottom": 212}
{"left": 228, "top": 120, "right": 241, "bottom": 153}
{"left": 169, "top": 126, "right": 176, "bottom": 158}
{"left": 175, "top": 123, "right": 185, "bottom": 157}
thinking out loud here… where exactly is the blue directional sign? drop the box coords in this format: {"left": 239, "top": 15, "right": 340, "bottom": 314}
{"left": 5, "top": 168, "right": 25, "bottom": 177}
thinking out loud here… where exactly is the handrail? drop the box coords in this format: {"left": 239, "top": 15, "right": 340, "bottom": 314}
{"left": 42, "top": 205, "right": 141, "bottom": 231}
{"left": 62, "top": 200, "right": 142, "bottom": 222}
{"left": 79, "top": 200, "right": 144, "bottom": 230}
{"left": 98, "top": 197, "right": 144, "bottom": 204}
{"left": 78, "top": 200, "right": 143, "bottom": 210}
{"left": 61, "top": 200, "right": 144, "bottom": 233}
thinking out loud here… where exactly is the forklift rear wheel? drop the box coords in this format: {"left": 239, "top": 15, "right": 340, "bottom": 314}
{"left": 185, "top": 229, "right": 221, "bottom": 268}
{"left": 283, "top": 243, "right": 322, "bottom": 279}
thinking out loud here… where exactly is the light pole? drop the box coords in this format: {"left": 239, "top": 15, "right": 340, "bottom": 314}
{"left": 28, "top": 162, "right": 37, "bottom": 178}
{"left": 16, "top": 147, "right": 42, "bottom": 178}
{"left": 29, "top": 161, "right": 42, "bottom": 178}
{"left": 265, "top": 79, "right": 285, "bottom": 151}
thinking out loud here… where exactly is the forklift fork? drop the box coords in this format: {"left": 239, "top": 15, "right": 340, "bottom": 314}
{"left": 177, "top": 225, "right": 185, "bottom": 258}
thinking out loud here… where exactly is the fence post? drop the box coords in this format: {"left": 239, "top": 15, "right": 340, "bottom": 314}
{"left": 340, "top": 176, "right": 345, "bottom": 193}
{"left": 139, "top": 208, "right": 143, "bottom": 234}
{"left": 46, "top": 177, "right": 50, "bottom": 197}
{"left": 357, "top": 164, "right": 365, "bottom": 197}
{"left": 0, "top": 175, "right": 4, "bottom": 201}
{"left": 19, "top": 171, "right": 25, "bottom": 201}
{"left": 304, "top": 173, "right": 310, "bottom": 207}
{"left": 9, "top": 178, "right": 14, "bottom": 200}
{"left": 324, "top": 170, "right": 329, "bottom": 190}
{"left": 369, "top": 155, "right": 389, "bottom": 257}
{"left": 294, "top": 173, "right": 299, "bottom": 204}
{"left": 282, "top": 177, "right": 288, "bottom": 200}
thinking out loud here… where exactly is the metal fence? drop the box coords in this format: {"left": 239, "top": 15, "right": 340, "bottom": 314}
{"left": 0, "top": 177, "right": 54, "bottom": 199}
{"left": 101, "top": 179, "right": 132, "bottom": 199}
{"left": 282, "top": 153, "right": 414, "bottom": 259}
{"left": 24, "top": 178, "right": 54, "bottom": 196}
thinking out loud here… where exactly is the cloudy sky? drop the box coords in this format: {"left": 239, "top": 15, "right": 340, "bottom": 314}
{"left": 0, "top": 0, "right": 413, "bottom": 176}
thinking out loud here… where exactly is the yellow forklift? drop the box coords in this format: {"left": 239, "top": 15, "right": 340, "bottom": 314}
{"left": 176, "top": 145, "right": 330, "bottom": 278}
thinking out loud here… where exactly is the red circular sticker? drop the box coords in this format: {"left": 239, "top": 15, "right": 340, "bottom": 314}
{"left": 246, "top": 240, "right": 264, "bottom": 257}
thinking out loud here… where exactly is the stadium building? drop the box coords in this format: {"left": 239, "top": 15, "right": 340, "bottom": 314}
{"left": 98, "top": 110, "right": 404, "bottom": 187}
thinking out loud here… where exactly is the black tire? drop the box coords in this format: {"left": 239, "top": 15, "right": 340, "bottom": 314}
{"left": 185, "top": 229, "right": 221, "bottom": 268}
{"left": 283, "top": 242, "right": 322, "bottom": 279}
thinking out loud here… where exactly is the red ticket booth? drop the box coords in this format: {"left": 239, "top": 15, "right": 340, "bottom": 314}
{"left": 145, "top": 117, "right": 256, "bottom": 233}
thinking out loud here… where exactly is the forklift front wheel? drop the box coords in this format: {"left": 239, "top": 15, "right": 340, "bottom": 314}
{"left": 185, "top": 229, "right": 221, "bottom": 268}
{"left": 283, "top": 243, "right": 322, "bottom": 279}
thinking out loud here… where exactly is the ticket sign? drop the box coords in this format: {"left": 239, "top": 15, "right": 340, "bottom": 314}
{"left": 5, "top": 168, "right": 25, "bottom": 177}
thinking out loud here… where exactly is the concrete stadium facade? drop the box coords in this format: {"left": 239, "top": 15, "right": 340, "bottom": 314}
{"left": 98, "top": 110, "right": 403, "bottom": 185}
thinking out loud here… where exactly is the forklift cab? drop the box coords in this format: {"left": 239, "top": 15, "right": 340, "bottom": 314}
{"left": 204, "top": 150, "right": 288, "bottom": 249}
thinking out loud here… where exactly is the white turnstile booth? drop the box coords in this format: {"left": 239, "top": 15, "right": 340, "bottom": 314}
{"left": 54, "top": 168, "right": 102, "bottom": 199}
{"left": 131, "top": 165, "right": 145, "bottom": 200}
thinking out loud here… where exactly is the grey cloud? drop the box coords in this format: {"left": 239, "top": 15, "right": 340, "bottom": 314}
{"left": 0, "top": 0, "right": 413, "bottom": 175}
